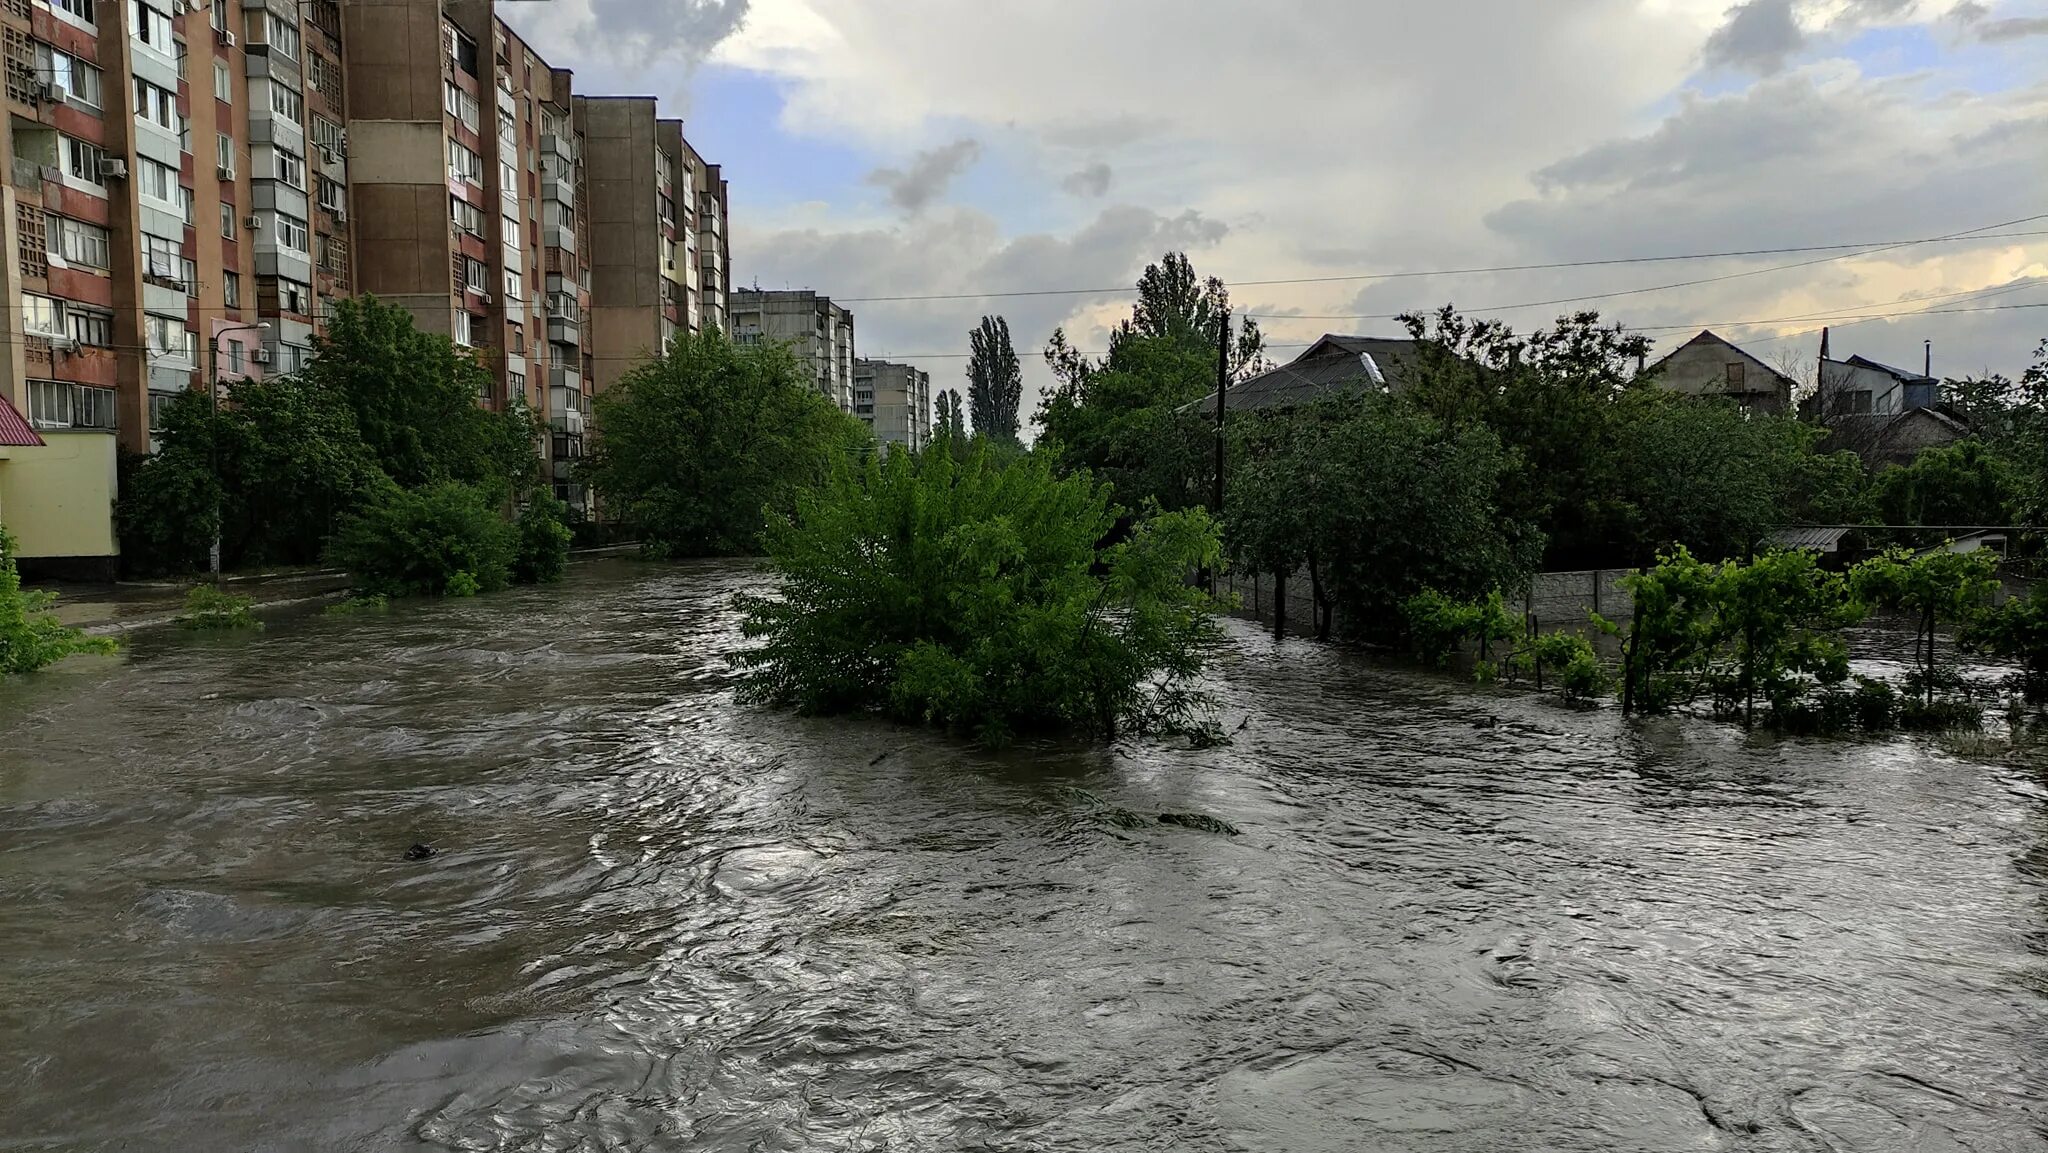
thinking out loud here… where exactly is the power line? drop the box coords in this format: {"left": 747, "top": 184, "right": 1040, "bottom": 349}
{"left": 829, "top": 222, "right": 2048, "bottom": 305}
{"left": 1240, "top": 214, "right": 2048, "bottom": 322}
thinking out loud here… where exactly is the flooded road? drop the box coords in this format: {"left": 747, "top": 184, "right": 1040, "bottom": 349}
{"left": 3, "top": 559, "right": 2045, "bottom": 1151}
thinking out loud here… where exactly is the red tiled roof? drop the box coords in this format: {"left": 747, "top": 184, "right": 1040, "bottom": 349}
{"left": 0, "top": 393, "right": 44, "bottom": 447}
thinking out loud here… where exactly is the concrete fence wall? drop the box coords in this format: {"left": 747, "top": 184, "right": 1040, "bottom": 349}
{"left": 1221, "top": 566, "right": 1637, "bottom": 636}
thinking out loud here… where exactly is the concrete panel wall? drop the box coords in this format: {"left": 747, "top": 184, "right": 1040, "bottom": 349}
{"left": 0, "top": 430, "right": 118, "bottom": 559}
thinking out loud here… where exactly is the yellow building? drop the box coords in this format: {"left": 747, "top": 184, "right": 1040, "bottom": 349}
{"left": 0, "top": 394, "right": 118, "bottom": 580}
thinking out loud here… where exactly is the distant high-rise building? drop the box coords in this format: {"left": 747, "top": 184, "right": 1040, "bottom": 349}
{"left": 730, "top": 289, "right": 855, "bottom": 412}
{"left": 0, "top": 0, "right": 733, "bottom": 556}
{"left": 854, "top": 359, "right": 929, "bottom": 453}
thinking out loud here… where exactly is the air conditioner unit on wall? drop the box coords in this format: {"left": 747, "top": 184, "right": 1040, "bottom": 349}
{"left": 220, "top": 30, "right": 236, "bottom": 48}
{"left": 247, "top": 215, "right": 263, "bottom": 230}
{"left": 98, "top": 157, "right": 127, "bottom": 179}
{"left": 252, "top": 348, "right": 273, "bottom": 365}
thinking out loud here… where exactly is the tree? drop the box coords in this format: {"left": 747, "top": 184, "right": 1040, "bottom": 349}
{"left": 966, "top": 315, "right": 1023, "bottom": 443}
{"left": 582, "top": 328, "right": 870, "bottom": 557}
{"left": 304, "top": 295, "right": 539, "bottom": 496}
{"left": 1035, "top": 252, "right": 1266, "bottom": 515}
{"left": 1868, "top": 440, "right": 2021, "bottom": 534}
{"left": 1708, "top": 549, "right": 1861, "bottom": 726}
{"left": 512, "top": 494, "right": 573, "bottom": 585}
{"left": 934, "top": 388, "right": 966, "bottom": 440}
{"left": 734, "top": 445, "right": 1222, "bottom": 745}
{"left": 1603, "top": 392, "right": 1821, "bottom": 565}
{"left": 1849, "top": 547, "right": 2000, "bottom": 706}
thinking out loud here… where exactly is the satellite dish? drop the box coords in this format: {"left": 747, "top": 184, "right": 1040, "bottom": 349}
{"left": 1360, "top": 352, "right": 1385, "bottom": 386}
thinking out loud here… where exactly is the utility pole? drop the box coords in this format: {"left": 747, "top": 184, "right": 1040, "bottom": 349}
{"left": 208, "top": 322, "right": 270, "bottom": 582}
{"left": 1213, "top": 309, "right": 1229, "bottom": 516}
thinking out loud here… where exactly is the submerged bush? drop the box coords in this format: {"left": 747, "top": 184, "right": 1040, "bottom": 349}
{"left": 1514, "top": 631, "right": 1609, "bottom": 706}
{"left": 0, "top": 525, "right": 115, "bottom": 674}
{"left": 325, "top": 481, "right": 514, "bottom": 598}
{"left": 512, "top": 495, "right": 572, "bottom": 585}
{"left": 176, "top": 585, "right": 262, "bottom": 630}
{"left": 735, "top": 445, "right": 1223, "bottom": 744}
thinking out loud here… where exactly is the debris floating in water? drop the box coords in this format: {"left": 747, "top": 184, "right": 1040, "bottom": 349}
{"left": 404, "top": 843, "right": 438, "bottom": 861}
{"left": 1158, "top": 812, "right": 1241, "bottom": 836}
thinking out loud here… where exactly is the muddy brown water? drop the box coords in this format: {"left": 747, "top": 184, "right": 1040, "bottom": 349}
{"left": 3, "top": 559, "right": 2045, "bottom": 1151}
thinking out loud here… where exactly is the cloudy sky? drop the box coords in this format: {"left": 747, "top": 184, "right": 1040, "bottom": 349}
{"left": 504, "top": 0, "right": 2048, "bottom": 427}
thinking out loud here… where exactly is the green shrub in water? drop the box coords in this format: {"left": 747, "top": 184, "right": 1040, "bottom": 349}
{"left": 512, "top": 495, "right": 572, "bottom": 585}
{"left": 736, "top": 444, "right": 1223, "bottom": 745}
{"left": 0, "top": 525, "right": 116, "bottom": 674}
{"left": 325, "top": 481, "right": 513, "bottom": 598}
{"left": 176, "top": 584, "right": 262, "bottom": 630}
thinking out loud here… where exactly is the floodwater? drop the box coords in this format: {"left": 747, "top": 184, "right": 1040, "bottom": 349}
{"left": 3, "top": 559, "right": 2045, "bottom": 1152}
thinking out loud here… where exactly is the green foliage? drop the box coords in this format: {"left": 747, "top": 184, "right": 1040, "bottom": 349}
{"left": 1401, "top": 588, "right": 1519, "bottom": 669}
{"left": 1867, "top": 440, "right": 2020, "bottom": 536}
{"left": 1034, "top": 251, "right": 1266, "bottom": 514}
{"left": 734, "top": 445, "right": 1224, "bottom": 745}
{"left": 118, "top": 297, "right": 541, "bottom": 579}
{"left": 1849, "top": 547, "right": 2000, "bottom": 705}
{"left": 325, "top": 593, "right": 390, "bottom": 615}
{"left": 306, "top": 296, "right": 540, "bottom": 495}
{"left": 1612, "top": 546, "right": 1724, "bottom": 714}
{"left": 325, "top": 482, "right": 515, "bottom": 598}
{"left": 176, "top": 585, "right": 262, "bottom": 630}
{"left": 582, "top": 327, "right": 870, "bottom": 557}
{"left": 1708, "top": 549, "right": 1861, "bottom": 726}
{"left": 966, "top": 315, "right": 1024, "bottom": 443}
{"left": 1851, "top": 677, "right": 1899, "bottom": 731}
{"left": 1512, "top": 631, "right": 1610, "bottom": 705}
{"left": 1962, "top": 581, "right": 2048, "bottom": 698}
{"left": 1230, "top": 392, "right": 1537, "bottom": 641}
{"left": 0, "top": 525, "right": 115, "bottom": 675}
{"left": 512, "top": 495, "right": 572, "bottom": 584}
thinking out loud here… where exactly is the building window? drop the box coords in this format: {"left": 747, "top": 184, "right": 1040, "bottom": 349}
{"left": 132, "top": 77, "right": 176, "bottom": 130}
{"left": 269, "top": 82, "right": 303, "bottom": 123}
{"left": 67, "top": 308, "right": 112, "bottom": 347}
{"left": 276, "top": 213, "right": 309, "bottom": 254}
{"left": 226, "top": 339, "right": 245, "bottom": 372}
{"left": 216, "top": 133, "right": 235, "bottom": 178}
{"left": 451, "top": 196, "right": 484, "bottom": 236}
{"left": 62, "top": 137, "right": 106, "bottom": 188}
{"left": 181, "top": 258, "right": 198, "bottom": 295}
{"left": 51, "top": 0, "right": 95, "bottom": 29}
{"left": 131, "top": 1, "right": 175, "bottom": 53}
{"left": 28, "top": 380, "right": 115, "bottom": 429}
{"left": 1848, "top": 390, "right": 1873, "bottom": 415}
{"left": 464, "top": 257, "right": 487, "bottom": 292}
{"left": 280, "top": 278, "right": 310, "bottom": 315}
{"left": 508, "top": 324, "right": 524, "bottom": 354}
{"left": 224, "top": 271, "right": 241, "bottom": 307}
{"left": 138, "top": 157, "right": 180, "bottom": 206}
{"left": 38, "top": 46, "right": 104, "bottom": 110}
{"left": 267, "top": 12, "right": 300, "bottom": 60}
{"left": 214, "top": 59, "right": 232, "bottom": 103}
{"left": 274, "top": 147, "right": 305, "bottom": 190}
{"left": 220, "top": 202, "right": 236, "bottom": 238}
{"left": 318, "top": 235, "right": 348, "bottom": 275}
{"left": 1725, "top": 362, "right": 1746, "bottom": 388}
{"left": 210, "top": 0, "right": 226, "bottom": 30}
{"left": 447, "top": 139, "right": 482, "bottom": 184}
{"left": 21, "top": 293, "right": 64, "bottom": 336}
{"left": 48, "top": 216, "right": 111, "bottom": 269}
{"left": 509, "top": 369, "right": 525, "bottom": 398}
{"left": 449, "top": 27, "right": 477, "bottom": 77}
{"left": 307, "top": 52, "right": 336, "bottom": 100}
{"left": 148, "top": 392, "right": 171, "bottom": 432}
{"left": 142, "top": 233, "right": 182, "bottom": 281}
{"left": 503, "top": 267, "right": 521, "bottom": 301}
{"left": 311, "top": 116, "right": 344, "bottom": 157}
{"left": 316, "top": 175, "right": 344, "bottom": 213}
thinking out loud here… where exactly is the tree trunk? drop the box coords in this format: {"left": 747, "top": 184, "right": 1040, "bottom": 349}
{"left": 1308, "top": 555, "right": 1331, "bottom": 641}
{"left": 1622, "top": 596, "right": 1646, "bottom": 717}
{"left": 1744, "top": 622, "right": 1756, "bottom": 729}
{"left": 1272, "top": 568, "right": 1287, "bottom": 641}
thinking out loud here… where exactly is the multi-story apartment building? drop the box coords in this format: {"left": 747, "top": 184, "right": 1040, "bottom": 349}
{"left": 0, "top": 0, "right": 725, "bottom": 558}
{"left": 731, "top": 289, "right": 855, "bottom": 412}
{"left": 853, "top": 358, "right": 930, "bottom": 453}
{"left": 579, "top": 95, "right": 730, "bottom": 399}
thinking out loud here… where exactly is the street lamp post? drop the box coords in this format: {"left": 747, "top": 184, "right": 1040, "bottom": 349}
{"left": 208, "top": 321, "right": 270, "bottom": 581}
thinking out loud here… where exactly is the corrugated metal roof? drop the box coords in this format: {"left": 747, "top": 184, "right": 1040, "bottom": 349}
{"left": 1769, "top": 526, "right": 1853, "bottom": 553}
{"left": 0, "top": 393, "right": 44, "bottom": 447}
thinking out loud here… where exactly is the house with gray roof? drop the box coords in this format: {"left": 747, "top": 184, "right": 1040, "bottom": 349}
{"left": 1642, "top": 330, "right": 1795, "bottom": 414}
{"left": 1181, "top": 334, "right": 1423, "bottom": 415}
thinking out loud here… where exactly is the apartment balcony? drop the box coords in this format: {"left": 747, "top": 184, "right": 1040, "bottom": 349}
{"left": 549, "top": 391, "right": 584, "bottom": 434}
{"left": 540, "top": 133, "right": 577, "bottom": 163}
{"left": 541, "top": 168, "right": 573, "bottom": 207}
{"left": 546, "top": 315, "right": 579, "bottom": 348}
{"left": 548, "top": 363, "right": 581, "bottom": 394}
{"left": 543, "top": 225, "right": 576, "bottom": 255}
